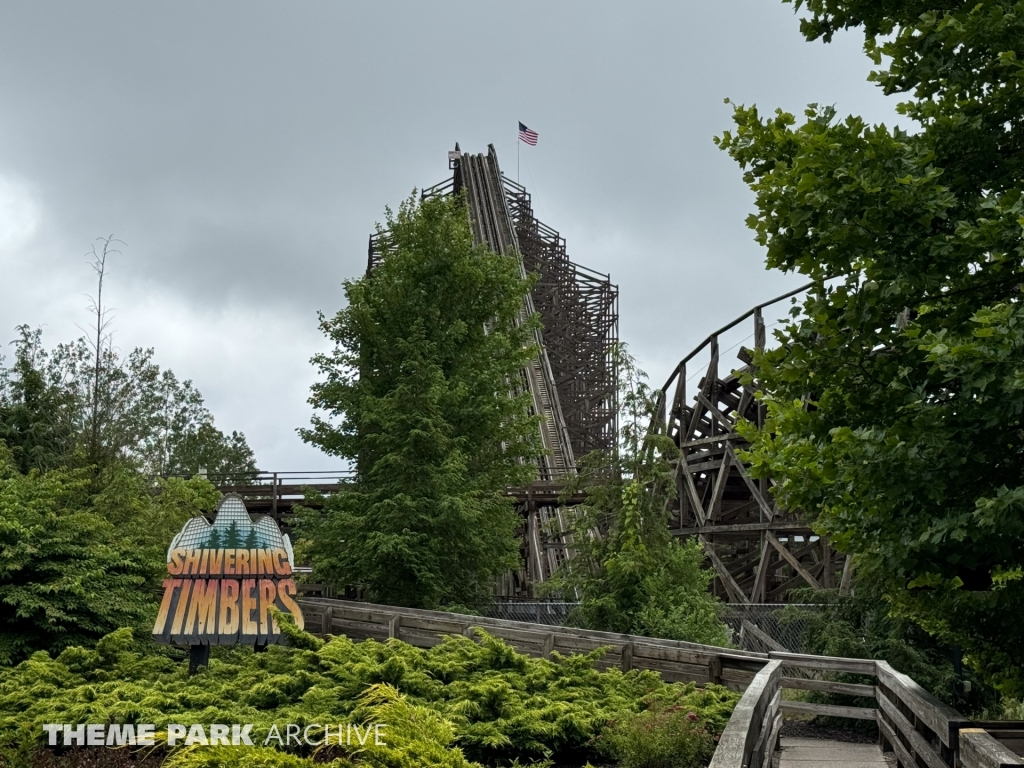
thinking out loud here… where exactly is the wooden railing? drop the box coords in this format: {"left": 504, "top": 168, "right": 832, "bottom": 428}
{"left": 296, "top": 597, "right": 767, "bottom": 687}
{"left": 709, "top": 660, "right": 782, "bottom": 768}
{"left": 960, "top": 727, "right": 1024, "bottom": 768}
{"left": 296, "top": 597, "right": 1021, "bottom": 768}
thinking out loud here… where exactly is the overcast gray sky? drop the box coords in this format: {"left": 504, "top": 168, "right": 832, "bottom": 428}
{"left": 0, "top": 2, "right": 900, "bottom": 470}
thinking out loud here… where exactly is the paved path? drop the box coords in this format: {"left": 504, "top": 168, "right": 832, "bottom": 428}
{"left": 778, "top": 736, "right": 889, "bottom": 768}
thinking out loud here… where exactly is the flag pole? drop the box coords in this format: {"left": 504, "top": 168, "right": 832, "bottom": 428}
{"left": 517, "top": 132, "right": 520, "bottom": 184}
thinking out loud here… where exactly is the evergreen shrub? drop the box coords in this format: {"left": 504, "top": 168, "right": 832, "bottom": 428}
{"left": 0, "top": 625, "right": 738, "bottom": 768}
{"left": 600, "top": 702, "right": 717, "bottom": 768}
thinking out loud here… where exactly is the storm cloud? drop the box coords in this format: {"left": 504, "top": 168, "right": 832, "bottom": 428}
{"left": 0, "top": 1, "right": 900, "bottom": 469}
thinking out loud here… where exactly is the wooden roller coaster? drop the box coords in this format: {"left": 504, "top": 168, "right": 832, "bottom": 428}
{"left": 218, "top": 144, "right": 845, "bottom": 605}
{"left": 654, "top": 284, "right": 850, "bottom": 604}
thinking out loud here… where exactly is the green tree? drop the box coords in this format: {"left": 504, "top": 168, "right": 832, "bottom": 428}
{"left": 546, "top": 345, "right": 730, "bottom": 646}
{"left": 0, "top": 447, "right": 155, "bottom": 665}
{"left": 1, "top": 236, "right": 257, "bottom": 480}
{"left": 0, "top": 331, "right": 257, "bottom": 479}
{"left": 0, "top": 327, "right": 77, "bottom": 474}
{"left": 717, "top": 1, "right": 1024, "bottom": 691}
{"left": 297, "top": 193, "right": 542, "bottom": 609}
{"left": 779, "top": 584, "right": 998, "bottom": 713}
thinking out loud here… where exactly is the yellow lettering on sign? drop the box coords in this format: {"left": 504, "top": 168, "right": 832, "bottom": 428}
{"left": 240, "top": 579, "right": 258, "bottom": 637}
{"left": 167, "top": 549, "right": 186, "bottom": 575}
{"left": 207, "top": 549, "right": 224, "bottom": 576}
{"left": 153, "top": 579, "right": 181, "bottom": 635}
{"left": 258, "top": 549, "right": 274, "bottom": 576}
{"left": 273, "top": 548, "right": 291, "bottom": 576}
{"left": 171, "top": 581, "right": 193, "bottom": 635}
{"left": 184, "top": 580, "right": 219, "bottom": 635}
{"left": 219, "top": 580, "right": 239, "bottom": 635}
{"left": 183, "top": 549, "right": 201, "bottom": 575}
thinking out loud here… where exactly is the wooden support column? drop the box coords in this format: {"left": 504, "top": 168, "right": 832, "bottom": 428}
{"left": 542, "top": 633, "right": 555, "bottom": 658}
{"left": 188, "top": 644, "right": 209, "bottom": 676}
{"left": 322, "top": 606, "right": 334, "bottom": 636}
{"left": 750, "top": 534, "right": 771, "bottom": 602}
{"left": 766, "top": 531, "right": 822, "bottom": 589}
{"left": 708, "top": 656, "right": 723, "bottom": 686}
{"left": 620, "top": 642, "right": 633, "bottom": 672}
{"left": 839, "top": 555, "right": 854, "bottom": 595}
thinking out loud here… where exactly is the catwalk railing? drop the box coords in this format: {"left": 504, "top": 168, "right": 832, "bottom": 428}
{"left": 295, "top": 597, "right": 1011, "bottom": 768}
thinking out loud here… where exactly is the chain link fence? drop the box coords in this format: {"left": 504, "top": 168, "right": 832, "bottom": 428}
{"left": 720, "top": 604, "right": 819, "bottom": 654}
{"left": 485, "top": 600, "right": 578, "bottom": 626}
{"left": 486, "top": 600, "right": 820, "bottom": 653}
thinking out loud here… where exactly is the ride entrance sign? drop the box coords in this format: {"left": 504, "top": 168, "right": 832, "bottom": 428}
{"left": 152, "top": 494, "right": 305, "bottom": 646}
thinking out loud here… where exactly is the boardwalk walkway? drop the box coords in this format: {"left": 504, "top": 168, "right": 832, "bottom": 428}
{"left": 299, "top": 598, "right": 1021, "bottom": 768}
{"left": 778, "top": 737, "right": 890, "bottom": 768}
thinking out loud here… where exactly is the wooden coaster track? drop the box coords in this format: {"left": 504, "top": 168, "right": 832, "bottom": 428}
{"left": 213, "top": 145, "right": 848, "bottom": 605}
{"left": 653, "top": 283, "right": 851, "bottom": 603}
{"left": 369, "top": 144, "right": 618, "bottom": 595}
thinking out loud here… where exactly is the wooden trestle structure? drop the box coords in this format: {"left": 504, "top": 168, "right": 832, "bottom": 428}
{"left": 368, "top": 145, "right": 619, "bottom": 597}
{"left": 213, "top": 145, "right": 850, "bottom": 606}
{"left": 654, "top": 284, "right": 851, "bottom": 603}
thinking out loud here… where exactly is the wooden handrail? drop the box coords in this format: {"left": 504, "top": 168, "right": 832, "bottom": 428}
{"left": 295, "top": 597, "right": 981, "bottom": 768}
{"left": 960, "top": 729, "right": 1024, "bottom": 768}
{"left": 709, "top": 660, "right": 783, "bottom": 768}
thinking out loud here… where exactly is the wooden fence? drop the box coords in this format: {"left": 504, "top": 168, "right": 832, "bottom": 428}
{"left": 296, "top": 597, "right": 1020, "bottom": 768}
{"left": 960, "top": 727, "right": 1024, "bottom": 768}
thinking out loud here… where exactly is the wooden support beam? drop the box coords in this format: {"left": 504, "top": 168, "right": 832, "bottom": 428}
{"left": 621, "top": 642, "right": 633, "bottom": 671}
{"left": 700, "top": 535, "right": 750, "bottom": 604}
{"left": 766, "top": 531, "right": 822, "bottom": 590}
{"left": 750, "top": 536, "right": 772, "bottom": 602}
{"left": 707, "top": 450, "right": 732, "bottom": 522}
{"left": 730, "top": 448, "right": 775, "bottom": 522}
{"left": 681, "top": 452, "right": 707, "bottom": 526}
{"left": 839, "top": 554, "right": 853, "bottom": 595}
{"left": 742, "top": 620, "right": 787, "bottom": 653}
{"left": 671, "top": 520, "right": 812, "bottom": 535}
{"left": 696, "top": 392, "right": 736, "bottom": 433}
{"left": 781, "top": 700, "right": 876, "bottom": 720}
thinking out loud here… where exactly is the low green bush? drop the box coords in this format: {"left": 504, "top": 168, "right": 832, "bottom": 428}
{"left": 599, "top": 701, "right": 717, "bottom": 768}
{"left": 0, "top": 625, "right": 738, "bottom": 767}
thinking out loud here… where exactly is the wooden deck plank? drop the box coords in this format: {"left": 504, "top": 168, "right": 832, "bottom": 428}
{"left": 778, "top": 738, "right": 887, "bottom": 768}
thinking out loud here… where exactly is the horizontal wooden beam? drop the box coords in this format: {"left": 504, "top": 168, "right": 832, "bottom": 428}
{"left": 780, "top": 700, "right": 877, "bottom": 720}
{"left": 781, "top": 676, "right": 876, "bottom": 698}
{"left": 672, "top": 521, "right": 813, "bottom": 535}
{"left": 960, "top": 729, "right": 1024, "bottom": 768}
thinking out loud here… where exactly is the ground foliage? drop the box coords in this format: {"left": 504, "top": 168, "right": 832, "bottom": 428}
{"left": 601, "top": 703, "right": 716, "bottom": 768}
{"left": 546, "top": 346, "right": 729, "bottom": 647}
{"left": 298, "top": 193, "right": 542, "bottom": 610}
{"left": 717, "top": 0, "right": 1024, "bottom": 693}
{"left": 779, "top": 585, "right": 999, "bottom": 717}
{"left": 0, "top": 623, "right": 738, "bottom": 768}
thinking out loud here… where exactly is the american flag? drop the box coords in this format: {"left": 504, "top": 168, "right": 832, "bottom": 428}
{"left": 518, "top": 122, "right": 539, "bottom": 146}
